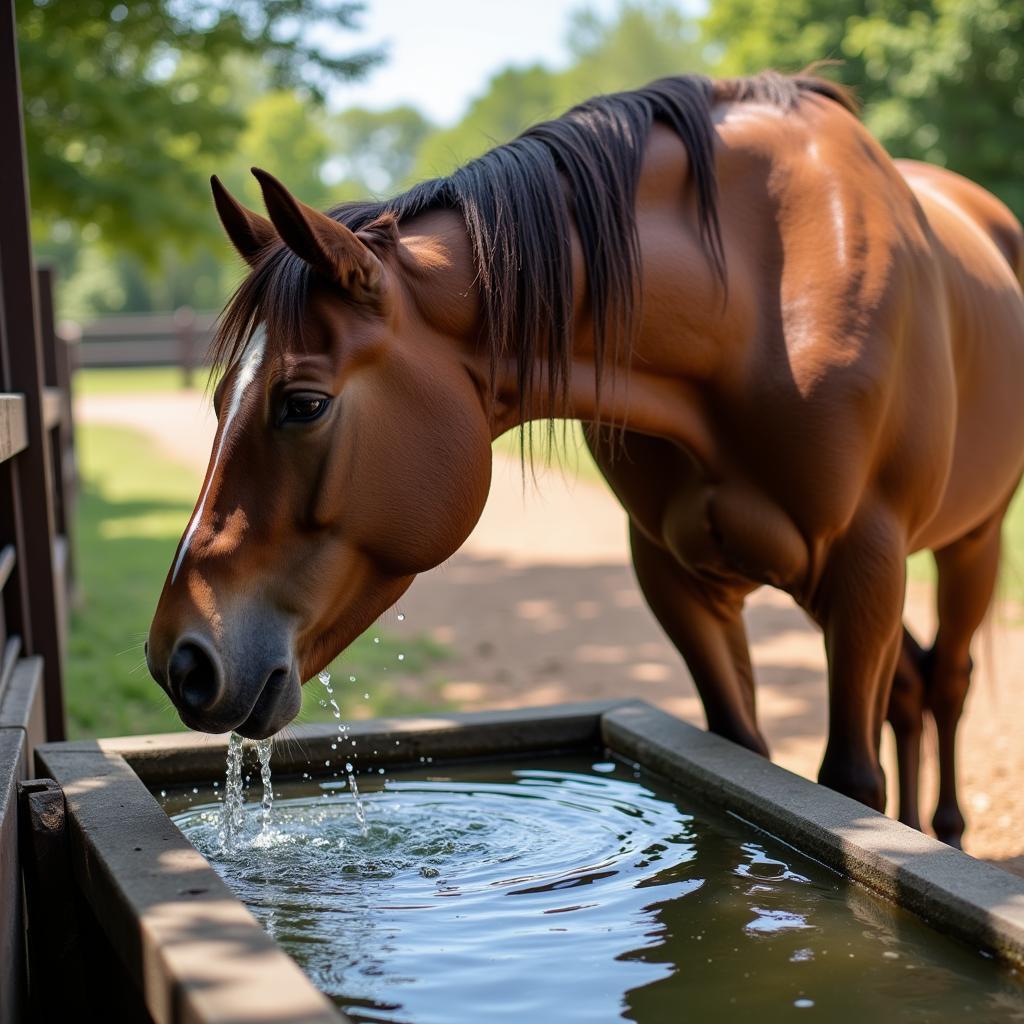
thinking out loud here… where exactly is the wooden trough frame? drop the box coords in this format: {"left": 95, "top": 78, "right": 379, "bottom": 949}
{"left": 28, "top": 700, "right": 1024, "bottom": 1024}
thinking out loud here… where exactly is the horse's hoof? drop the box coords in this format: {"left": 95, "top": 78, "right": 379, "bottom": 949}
{"left": 932, "top": 808, "right": 966, "bottom": 849}
{"left": 818, "top": 760, "right": 886, "bottom": 813}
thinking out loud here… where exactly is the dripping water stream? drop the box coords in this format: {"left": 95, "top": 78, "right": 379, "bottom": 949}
{"left": 216, "top": 614, "right": 410, "bottom": 847}
{"left": 319, "top": 669, "right": 368, "bottom": 837}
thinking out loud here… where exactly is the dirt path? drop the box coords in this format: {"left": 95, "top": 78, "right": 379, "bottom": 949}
{"left": 78, "top": 390, "right": 1024, "bottom": 875}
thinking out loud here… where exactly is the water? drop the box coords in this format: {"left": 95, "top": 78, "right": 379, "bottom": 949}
{"left": 255, "top": 737, "right": 274, "bottom": 834}
{"left": 217, "top": 731, "right": 246, "bottom": 851}
{"left": 167, "top": 756, "right": 1024, "bottom": 1024}
{"left": 318, "top": 669, "right": 368, "bottom": 836}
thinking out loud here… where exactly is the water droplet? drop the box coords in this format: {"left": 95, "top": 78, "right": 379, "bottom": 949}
{"left": 349, "top": 675, "right": 356, "bottom": 683}
{"left": 192, "top": 787, "right": 199, "bottom": 794}
{"left": 794, "top": 999, "right": 814, "bottom": 1009}
{"left": 325, "top": 760, "right": 331, "bottom": 767}
{"left": 398, "top": 653, "right": 405, "bottom": 661}
{"left": 397, "top": 612, "right": 405, "bottom": 621}
{"left": 345, "top": 762, "right": 354, "bottom": 772}
{"left": 363, "top": 692, "right": 370, "bottom": 700}
{"left": 160, "top": 790, "right": 167, "bottom": 798}
{"left": 373, "top": 636, "right": 381, "bottom": 645}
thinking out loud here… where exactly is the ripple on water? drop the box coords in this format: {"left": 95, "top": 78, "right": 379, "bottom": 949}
{"left": 175, "top": 764, "right": 705, "bottom": 1020}
{"left": 170, "top": 759, "right": 1024, "bottom": 1024}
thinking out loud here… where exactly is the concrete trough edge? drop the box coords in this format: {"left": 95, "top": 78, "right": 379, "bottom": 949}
{"left": 35, "top": 743, "right": 346, "bottom": 1024}
{"left": 82, "top": 699, "right": 629, "bottom": 786}
{"left": 33, "top": 698, "right": 1024, "bottom": 1022}
{"left": 601, "top": 702, "right": 1024, "bottom": 969}
{"left": 30, "top": 701, "right": 624, "bottom": 1023}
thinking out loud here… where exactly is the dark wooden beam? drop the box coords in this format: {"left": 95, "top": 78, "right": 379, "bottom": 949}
{"left": 0, "top": 0, "right": 65, "bottom": 739}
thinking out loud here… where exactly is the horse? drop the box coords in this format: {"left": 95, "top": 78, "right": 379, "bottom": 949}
{"left": 147, "top": 71, "right": 1024, "bottom": 848}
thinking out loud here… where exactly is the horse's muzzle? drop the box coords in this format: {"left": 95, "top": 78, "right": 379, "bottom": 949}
{"left": 148, "top": 620, "right": 301, "bottom": 738}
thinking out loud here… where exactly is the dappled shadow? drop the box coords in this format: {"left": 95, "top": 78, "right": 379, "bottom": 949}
{"left": 400, "top": 551, "right": 829, "bottom": 766}
{"left": 399, "top": 549, "right": 1024, "bottom": 872}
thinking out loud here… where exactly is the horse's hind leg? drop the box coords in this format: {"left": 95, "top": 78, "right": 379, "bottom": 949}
{"left": 928, "top": 510, "right": 1004, "bottom": 848}
{"left": 886, "top": 626, "right": 928, "bottom": 831}
{"left": 629, "top": 524, "right": 769, "bottom": 756}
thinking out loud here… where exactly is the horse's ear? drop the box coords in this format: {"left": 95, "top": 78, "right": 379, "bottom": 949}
{"left": 210, "top": 175, "right": 276, "bottom": 267}
{"left": 250, "top": 167, "right": 384, "bottom": 302}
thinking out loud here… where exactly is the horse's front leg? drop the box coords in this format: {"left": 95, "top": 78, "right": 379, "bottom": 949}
{"left": 813, "top": 510, "right": 907, "bottom": 812}
{"left": 629, "top": 523, "right": 768, "bottom": 756}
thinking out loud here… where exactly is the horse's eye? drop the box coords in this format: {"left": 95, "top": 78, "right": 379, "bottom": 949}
{"left": 281, "top": 393, "right": 330, "bottom": 425}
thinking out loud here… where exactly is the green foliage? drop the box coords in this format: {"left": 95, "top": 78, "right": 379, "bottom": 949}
{"left": 68, "top": 415, "right": 451, "bottom": 738}
{"left": 703, "top": 0, "right": 1024, "bottom": 220}
{"left": 328, "top": 105, "right": 436, "bottom": 199}
{"left": 18, "top": 0, "right": 381, "bottom": 254}
{"left": 232, "top": 90, "right": 335, "bottom": 209}
{"left": 414, "top": 1, "right": 706, "bottom": 178}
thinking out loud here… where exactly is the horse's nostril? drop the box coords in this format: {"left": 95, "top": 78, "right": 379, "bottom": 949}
{"left": 168, "top": 640, "right": 223, "bottom": 713}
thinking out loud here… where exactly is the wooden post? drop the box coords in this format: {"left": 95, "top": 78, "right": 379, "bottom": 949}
{"left": 0, "top": 0, "right": 65, "bottom": 739}
{"left": 17, "top": 778, "right": 86, "bottom": 1021}
{"left": 36, "top": 268, "right": 74, "bottom": 616}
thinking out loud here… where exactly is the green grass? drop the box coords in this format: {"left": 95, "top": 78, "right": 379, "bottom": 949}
{"left": 67, "top": 422, "right": 451, "bottom": 739}
{"left": 73, "top": 365, "right": 207, "bottom": 396}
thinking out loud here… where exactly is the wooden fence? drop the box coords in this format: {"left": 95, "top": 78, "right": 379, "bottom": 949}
{"left": 75, "top": 307, "right": 217, "bottom": 386}
{"left": 0, "top": 0, "right": 75, "bottom": 1017}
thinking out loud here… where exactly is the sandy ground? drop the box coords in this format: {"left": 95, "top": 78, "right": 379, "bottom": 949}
{"left": 78, "top": 390, "right": 1024, "bottom": 876}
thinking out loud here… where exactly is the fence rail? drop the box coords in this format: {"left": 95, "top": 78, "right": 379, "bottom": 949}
{"left": 74, "top": 307, "right": 218, "bottom": 385}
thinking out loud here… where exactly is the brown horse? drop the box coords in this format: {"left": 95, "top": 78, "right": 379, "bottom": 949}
{"left": 147, "top": 72, "right": 1024, "bottom": 847}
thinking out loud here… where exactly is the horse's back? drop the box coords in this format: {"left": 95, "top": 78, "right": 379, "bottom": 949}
{"left": 897, "top": 160, "right": 1024, "bottom": 284}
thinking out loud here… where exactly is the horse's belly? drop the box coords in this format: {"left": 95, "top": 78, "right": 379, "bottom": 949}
{"left": 913, "top": 325, "right": 1024, "bottom": 549}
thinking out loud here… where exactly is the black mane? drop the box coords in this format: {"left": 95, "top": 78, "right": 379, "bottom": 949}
{"left": 213, "top": 72, "right": 855, "bottom": 427}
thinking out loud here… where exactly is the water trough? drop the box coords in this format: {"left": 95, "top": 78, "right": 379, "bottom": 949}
{"left": 30, "top": 700, "right": 1024, "bottom": 1023}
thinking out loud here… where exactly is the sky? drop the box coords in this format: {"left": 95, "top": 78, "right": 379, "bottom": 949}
{"left": 320, "top": 0, "right": 647, "bottom": 125}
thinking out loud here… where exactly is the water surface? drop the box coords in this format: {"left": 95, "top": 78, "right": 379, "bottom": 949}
{"left": 167, "top": 756, "right": 1024, "bottom": 1023}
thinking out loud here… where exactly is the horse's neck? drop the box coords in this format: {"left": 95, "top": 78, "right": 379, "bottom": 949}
{"left": 397, "top": 206, "right": 720, "bottom": 458}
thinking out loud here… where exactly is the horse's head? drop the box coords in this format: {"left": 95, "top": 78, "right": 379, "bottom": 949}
{"left": 147, "top": 170, "right": 492, "bottom": 738}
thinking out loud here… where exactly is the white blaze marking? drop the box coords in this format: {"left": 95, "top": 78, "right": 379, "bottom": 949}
{"left": 171, "top": 326, "right": 266, "bottom": 584}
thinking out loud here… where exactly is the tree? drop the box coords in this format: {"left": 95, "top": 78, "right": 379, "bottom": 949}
{"left": 413, "top": 1, "right": 707, "bottom": 179}
{"left": 703, "top": 0, "right": 1024, "bottom": 220}
{"left": 327, "top": 105, "right": 435, "bottom": 198}
{"left": 17, "top": 0, "right": 382, "bottom": 254}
